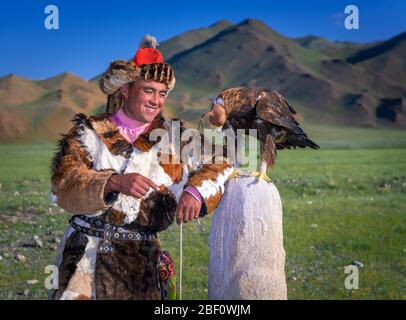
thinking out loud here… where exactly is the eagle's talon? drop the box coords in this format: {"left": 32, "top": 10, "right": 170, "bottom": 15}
{"left": 250, "top": 171, "right": 271, "bottom": 183}
{"left": 228, "top": 168, "right": 244, "bottom": 180}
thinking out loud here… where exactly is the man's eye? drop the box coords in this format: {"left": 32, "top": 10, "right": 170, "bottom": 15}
{"left": 159, "top": 93, "right": 167, "bottom": 98}
{"left": 144, "top": 89, "right": 153, "bottom": 94}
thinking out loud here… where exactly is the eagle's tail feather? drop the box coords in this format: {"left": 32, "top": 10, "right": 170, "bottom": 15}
{"left": 288, "top": 135, "right": 320, "bottom": 149}
{"left": 303, "top": 137, "right": 320, "bottom": 149}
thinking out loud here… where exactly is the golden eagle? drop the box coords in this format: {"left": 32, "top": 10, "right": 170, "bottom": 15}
{"left": 200, "top": 86, "right": 319, "bottom": 182}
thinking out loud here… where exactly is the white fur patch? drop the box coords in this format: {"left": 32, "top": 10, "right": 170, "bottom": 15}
{"left": 114, "top": 145, "right": 174, "bottom": 223}
{"left": 112, "top": 194, "right": 141, "bottom": 224}
{"left": 77, "top": 123, "right": 177, "bottom": 223}
{"left": 78, "top": 124, "right": 127, "bottom": 172}
{"left": 196, "top": 166, "right": 234, "bottom": 199}
{"left": 59, "top": 290, "right": 80, "bottom": 300}
{"left": 75, "top": 236, "right": 99, "bottom": 274}
{"left": 60, "top": 233, "right": 99, "bottom": 299}
{"left": 63, "top": 221, "right": 99, "bottom": 269}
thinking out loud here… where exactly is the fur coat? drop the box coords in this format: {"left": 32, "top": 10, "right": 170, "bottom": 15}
{"left": 50, "top": 112, "right": 234, "bottom": 300}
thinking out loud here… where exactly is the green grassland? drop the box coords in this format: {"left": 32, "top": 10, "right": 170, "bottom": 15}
{"left": 0, "top": 129, "right": 405, "bottom": 299}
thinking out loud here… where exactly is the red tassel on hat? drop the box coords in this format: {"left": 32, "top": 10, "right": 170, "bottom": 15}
{"left": 132, "top": 48, "right": 163, "bottom": 66}
{"left": 132, "top": 35, "right": 164, "bottom": 67}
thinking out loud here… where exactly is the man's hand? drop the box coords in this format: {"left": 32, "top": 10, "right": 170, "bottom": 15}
{"left": 175, "top": 191, "right": 202, "bottom": 225}
{"left": 104, "top": 173, "right": 159, "bottom": 199}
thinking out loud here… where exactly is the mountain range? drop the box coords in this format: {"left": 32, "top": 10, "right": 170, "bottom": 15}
{"left": 1, "top": 19, "right": 405, "bottom": 142}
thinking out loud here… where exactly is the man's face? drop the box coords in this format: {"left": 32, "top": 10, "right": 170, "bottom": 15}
{"left": 120, "top": 79, "right": 168, "bottom": 123}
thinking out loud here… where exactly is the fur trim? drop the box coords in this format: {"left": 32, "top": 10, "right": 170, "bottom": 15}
{"left": 99, "top": 60, "right": 140, "bottom": 96}
{"left": 51, "top": 115, "right": 94, "bottom": 191}
{"left": 139, "top": 34, "right": 159, "bottom": 49}
{"left": 140, "top": 63, "right": 175, "bottom": 91}
{"left": 106, "top": 90, "right": 124, "bottom": 115}
{"left": 87, "top": 113, "right": 133, "bottom": 158}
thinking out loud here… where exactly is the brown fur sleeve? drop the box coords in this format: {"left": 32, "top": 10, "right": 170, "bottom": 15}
{"left": 51, "top": 125, "right": 116, "bottom": 214}
{"left": 186, "top": 161, "right": 234, "bottom": 214}
{"left": 169, "top": 120, "right": 235, "bottom": 215}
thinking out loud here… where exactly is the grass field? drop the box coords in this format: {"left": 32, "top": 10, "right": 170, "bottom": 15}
{"left": 0, "top": 129, "right": 405, "bottom": 299}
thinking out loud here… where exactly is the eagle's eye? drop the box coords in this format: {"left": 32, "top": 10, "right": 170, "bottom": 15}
{"left": 254, "top": 117, "right": 263, "bottom": 124}
{"left": 213, "top": 97, "right": 225, "bottom": 106}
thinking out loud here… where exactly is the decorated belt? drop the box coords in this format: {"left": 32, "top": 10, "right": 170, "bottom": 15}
{"left": 69, "top": 215, "right": 157, "bottom": 254}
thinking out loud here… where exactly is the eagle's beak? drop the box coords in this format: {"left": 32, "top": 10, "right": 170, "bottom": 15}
{"left": 208, "top": 104, "right": 226, "bottom": 127}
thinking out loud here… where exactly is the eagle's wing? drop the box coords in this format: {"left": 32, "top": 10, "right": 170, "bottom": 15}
{"left": 256, "top": 91, "right": 302, "bottom": 133}
{"left": 255, "top": 90, "right": 303, "bottom": 134}
{"left": 228, "top": 103, "right": 256, "bottom": 118}
{"left": 256, "top": 90, "right": 319, "bottom": 150}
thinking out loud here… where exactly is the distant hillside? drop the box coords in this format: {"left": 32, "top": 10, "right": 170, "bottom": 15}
{"left": 293, "top": 35, "right": 370, "bottom": 59}
{"left": 0, "top": 74, "right": 45, "bottom": 106}
{"left": 168, "top": 19, "right": 406, "bottom": 127}
{"left": 0, "top": 73, "right": 105, "bottom": 142}
{"left": 1, "top": 19, "right": 405, "bottom": 142}
{"left": 159, "top": 20, "right": 234, "bottom": 60}
{"left": 346, "top": 32, "right": 406, "bottom": 87}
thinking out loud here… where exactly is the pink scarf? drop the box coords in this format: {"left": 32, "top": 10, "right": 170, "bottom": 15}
{"left": 109, "top": 108, "right": 152, "bottom": 143}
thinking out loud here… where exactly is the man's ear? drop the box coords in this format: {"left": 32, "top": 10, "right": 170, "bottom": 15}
{"left": 120, "top": 84, "right": 129, "bottom": 100}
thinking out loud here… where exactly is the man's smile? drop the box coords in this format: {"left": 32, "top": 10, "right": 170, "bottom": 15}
{"left": 145, "top": 105, "right": 158, "bottom": 113}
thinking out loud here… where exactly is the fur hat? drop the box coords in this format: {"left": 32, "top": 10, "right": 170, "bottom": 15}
{"left": 100, "top": 35, "right": 176, "bottom": 114}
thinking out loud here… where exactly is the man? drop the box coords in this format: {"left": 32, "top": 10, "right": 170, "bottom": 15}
{"left": 50, "top": 35, "right": 234, "bottom": 300}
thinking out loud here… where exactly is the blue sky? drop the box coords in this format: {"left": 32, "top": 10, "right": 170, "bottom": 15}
{"left": 0, "top": 0, "right": 405, "bottom": 80}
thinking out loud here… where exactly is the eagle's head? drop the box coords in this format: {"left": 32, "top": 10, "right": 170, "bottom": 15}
{"left": 206, "top": 97, "right": 227, "bottom": 127}
{"left": 197, "top": 96, "right": 228, "bottom": 129}
{"left": 199, "top": 87, "right": 252, "bottom": 129}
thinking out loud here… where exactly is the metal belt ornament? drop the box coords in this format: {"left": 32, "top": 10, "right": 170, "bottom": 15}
{"left": 69, "top": 215, "right": 157, "bottom": 254}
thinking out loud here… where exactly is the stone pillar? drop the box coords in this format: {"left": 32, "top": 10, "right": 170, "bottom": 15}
{"left": 208, "top": 176, "right": 287, "bottom": 300}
